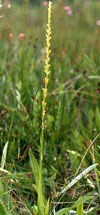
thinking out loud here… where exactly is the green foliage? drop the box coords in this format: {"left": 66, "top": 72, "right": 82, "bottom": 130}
{"left": 29, "top": 149, "right": 45, "bottom": 214}
{"left": 76, "top": 202, "right": 83, "bottom": 215}
{"left": 0, "top": 202, "right": 9, "bottom": 215}
{"left": 95, "top": 108, "right": 100, "bottom": 131}
{"left": 54, "top": 196, "right": 92, "bottom": 215}
{"left": 0, "top": 0, "right": 100, "bottom": 214}
{"left": 29, "top": 149, "right": 39, "bottom": 192}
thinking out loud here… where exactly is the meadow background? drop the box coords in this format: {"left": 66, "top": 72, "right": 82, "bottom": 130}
{"left": 0, "top": 0, "right": 100, "bottom": 214}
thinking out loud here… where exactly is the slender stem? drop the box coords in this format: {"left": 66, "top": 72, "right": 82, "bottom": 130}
{"left": 38, "top": 1, "right": 52, "bottom": 213}
{"left": 92, "top": 143, "right": 100, "bottom": 201}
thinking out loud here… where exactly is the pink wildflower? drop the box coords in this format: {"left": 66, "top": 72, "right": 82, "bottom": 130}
{"left": 18, "top": 33, "right": 26, "bottom": 40}
{"left": 41, "top": 1, "right": 48, "bottom": 7}
{"left": 64, "top": 5, "right": 73, "bottom": 16}
{"left": 7, "top": 3, "right": 11, "bottom": 9}
{"left": 5, "top": 0, "right": 11, "bottom": 9}
{"left": 8, "top": 33, "right": 13, "bottom": 40}
{"left": 67, "top": 9, "right": 72, "bottom": 16}
{"left": 64, "top": 6, "right": 70, "bottom": 11}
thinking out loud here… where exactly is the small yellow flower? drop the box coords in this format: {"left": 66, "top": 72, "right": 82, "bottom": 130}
{"left": 42, "top": 1, "right": 52, "bottom": 131}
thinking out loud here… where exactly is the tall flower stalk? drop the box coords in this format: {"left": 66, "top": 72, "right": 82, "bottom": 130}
{"left": 41, "top": 0, "right": 52, "bottom": 167}
{"left": 38, "top": 1, "right": 52, "bottom": 213}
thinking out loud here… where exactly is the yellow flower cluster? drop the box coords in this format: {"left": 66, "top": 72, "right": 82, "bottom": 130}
{"left": 42, "top": 1, "right": 52, "bottom": 130}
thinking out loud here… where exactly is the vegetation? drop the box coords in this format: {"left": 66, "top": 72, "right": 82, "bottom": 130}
{"left": 0, "top": 0, "right": 100, "bottom": 214}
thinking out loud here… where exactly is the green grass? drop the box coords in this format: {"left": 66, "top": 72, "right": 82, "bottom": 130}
{"left": 0, "top": 0, "right": 100, "bottom": 214}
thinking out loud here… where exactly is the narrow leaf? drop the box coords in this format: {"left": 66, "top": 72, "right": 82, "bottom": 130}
{"left": 29, "top": 149, "right": 39, "bottom": 187}
{"left": 76, "top": 202, "right": 83, "bottom": 215}
{"left": 87, "top": 75, "right": 100, "bottom": 79}
{"left": 1, "top": 142, "right": 9, "bottom": 169}
{"left": 0, "top": 181, "right": 4, "bottom": 196}
{"left": 29, "top": 150, "right": 45, "bottom": 214}
{"left": 38, "top": 175, "right": 45, "bottom": 215}
{"left": 60, "top": 163, "right": 98, "bottom": 194}
{"left": 54, "top": 208, "right": 69, "bottom": 215}
{"left": 45, "top": 198, "right": 50, "bottom": 215}
{"left": 55, "top": 196, "right": 92, "bottom": 215}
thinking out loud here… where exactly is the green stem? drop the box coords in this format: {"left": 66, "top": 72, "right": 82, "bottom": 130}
{"left": 92, "top": 144, "right": 100, "bottom": 201}
{"left": 38, "top": 128, "right": 44, "bottom": 214}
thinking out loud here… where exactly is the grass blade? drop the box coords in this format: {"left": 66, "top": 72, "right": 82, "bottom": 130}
{"left": 60, "top": 163, "right": 98, "bottom": 194}
{"left": 54, "top": 196, "right": 92, "bottom": 215}
{"left": 76, "top": 202, "right": 83, "bottom": 215}
{"left": 1, "top": 142, "right": 9, "bottom": 169}
{"left": 45, "top": 198, "right": 50, "bottom": 215}
{"left": 52, "top": 164, "right": 98, "bottom": 214}
{"left": 29, "top": 149, "right": 39, "bottom": 188}
{"left": 0, "top": 202, "right": 10, "bottom": 215}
